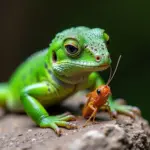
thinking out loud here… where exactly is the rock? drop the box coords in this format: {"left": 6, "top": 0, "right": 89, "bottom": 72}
{"left": 68, "top": 117, "right": 150, "bottom": 150}
{"left": 0, "top": 94, "right": 150, "bottom": 150}
{"left": 69, "top": 130, "right": 107, "bottom": 150}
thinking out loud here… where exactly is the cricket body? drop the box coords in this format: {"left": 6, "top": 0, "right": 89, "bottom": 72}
{"left": 82, "top": 56, "right": 121, "bottom": 126}
{"left": 0, "top": 27, "right": 140, "bottom": 135}
{"left": 82, "top": 85, "right": 111, "bottom": 122}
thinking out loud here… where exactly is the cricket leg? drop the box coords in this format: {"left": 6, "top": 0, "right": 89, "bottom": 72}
{"left": 83, "top": 102, "right": 97, "bottom": 127}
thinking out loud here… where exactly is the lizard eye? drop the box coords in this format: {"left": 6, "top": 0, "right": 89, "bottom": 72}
{"left": 64, "top": 39, "right": 81, "bottom": 57}
{"left": 97, "top": 89, "right": 101, "bottom": 95}
{"left": 65, "top": 45, "right": 78, "bottom": 54}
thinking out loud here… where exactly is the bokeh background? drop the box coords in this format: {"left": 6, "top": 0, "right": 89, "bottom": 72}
{"left": 0, "top": 1, "right": 150, "bottom": 120}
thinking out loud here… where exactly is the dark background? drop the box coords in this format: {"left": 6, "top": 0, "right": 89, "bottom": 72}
{"left": 0, "top": 1, "right": 150, "bottom": 120}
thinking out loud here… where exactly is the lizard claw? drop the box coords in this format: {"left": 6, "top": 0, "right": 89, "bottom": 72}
{"left": 55, "top": 128, "right": 62, "bottom": 136}
{"left": 110, "top": 110, "right": 118, "bottom": 119}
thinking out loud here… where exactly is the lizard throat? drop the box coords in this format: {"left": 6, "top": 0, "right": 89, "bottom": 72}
{"left": 52, "top": 70, "right": 90, "bottom": 85}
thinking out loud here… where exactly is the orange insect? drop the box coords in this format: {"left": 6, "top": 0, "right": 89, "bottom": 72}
{"left": 82, "top": 55, "right": 121, "bottom": 126}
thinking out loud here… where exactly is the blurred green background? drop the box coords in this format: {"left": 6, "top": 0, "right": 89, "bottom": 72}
{"left": 0, "top": 1, "right": 150, "bottom": 120}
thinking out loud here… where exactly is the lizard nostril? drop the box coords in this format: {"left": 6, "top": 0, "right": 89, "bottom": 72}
{"left": 96, "top": 56, "right": 101, "bottom": 62}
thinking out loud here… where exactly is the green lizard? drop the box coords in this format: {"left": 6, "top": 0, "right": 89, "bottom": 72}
{"left": 0, "top": 27, "right": 140, "bottom": 135}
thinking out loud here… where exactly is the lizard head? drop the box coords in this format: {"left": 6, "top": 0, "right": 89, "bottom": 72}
{"left": 47, "top": 27, "right": 111, "bottom": 84}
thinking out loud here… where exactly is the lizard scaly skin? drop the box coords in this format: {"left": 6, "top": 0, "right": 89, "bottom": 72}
{"left": 0, "top": 27, "right": 139, "bottom": 135}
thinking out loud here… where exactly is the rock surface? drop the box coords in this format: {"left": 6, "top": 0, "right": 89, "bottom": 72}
{"left": 69, "top": 118, "right": 150, "bottom": 150}
{"left": 0, "top": 94, "right": 149, "bottom": 150}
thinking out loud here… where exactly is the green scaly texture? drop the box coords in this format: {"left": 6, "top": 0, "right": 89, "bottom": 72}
{"left": 0, "top": 27, "right": 137, "bottom": 135}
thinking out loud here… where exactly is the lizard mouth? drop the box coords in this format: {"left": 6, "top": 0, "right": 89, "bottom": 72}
{"left": 99, "top": 64, "right": 110, "bottom": 70}
{"left": 53, "top": 61, "right": 110, "bottom": 75}
{"left": 56, "top": 61, "right": 109, "bottom": 69}
{"left": 100, "top": 64, "right": 109, "bottom": 67}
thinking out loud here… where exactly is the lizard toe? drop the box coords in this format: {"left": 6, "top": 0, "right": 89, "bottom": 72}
{"left": 56, "top": 112, "right": 71, "bottom": 118}
{"left": 131, "top": 106, "right": 141, "bottom": 116}
{"left": 115, "top": 98, "right": 127, "bottom": 105}
{"left": 59, "top": 115, "right": 76, "bottom": 121}
{"left": 56, "top": 121, "right": 78, "bottom": 129}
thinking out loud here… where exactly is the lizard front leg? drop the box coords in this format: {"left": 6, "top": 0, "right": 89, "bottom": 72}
{"left": 20, "top": 82, "right": 77, "bottom": 136}
{"left": 88, "top": 72, "right": 141, "bottom": 118}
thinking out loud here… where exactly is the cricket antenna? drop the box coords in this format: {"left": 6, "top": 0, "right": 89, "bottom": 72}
{"left": 107, "top": 55, "right": 122, "bottom": 85}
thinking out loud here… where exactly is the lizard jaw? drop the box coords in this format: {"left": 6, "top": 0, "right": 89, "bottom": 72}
{"left": 52, "top": 61, "right": 110, "bottom": 84}
{"left": 53, "top": 60, "right": 110, "bottom": 74}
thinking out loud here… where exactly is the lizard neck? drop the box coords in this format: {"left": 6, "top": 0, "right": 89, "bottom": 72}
{"left": 44, "top": 61, "right": 89, "bottom": 85}
{"left": 44, "top": 60, "right": 75, "bottom": 87}
{"left": 49, "top": 69, "right": 75, "bottom": 88}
